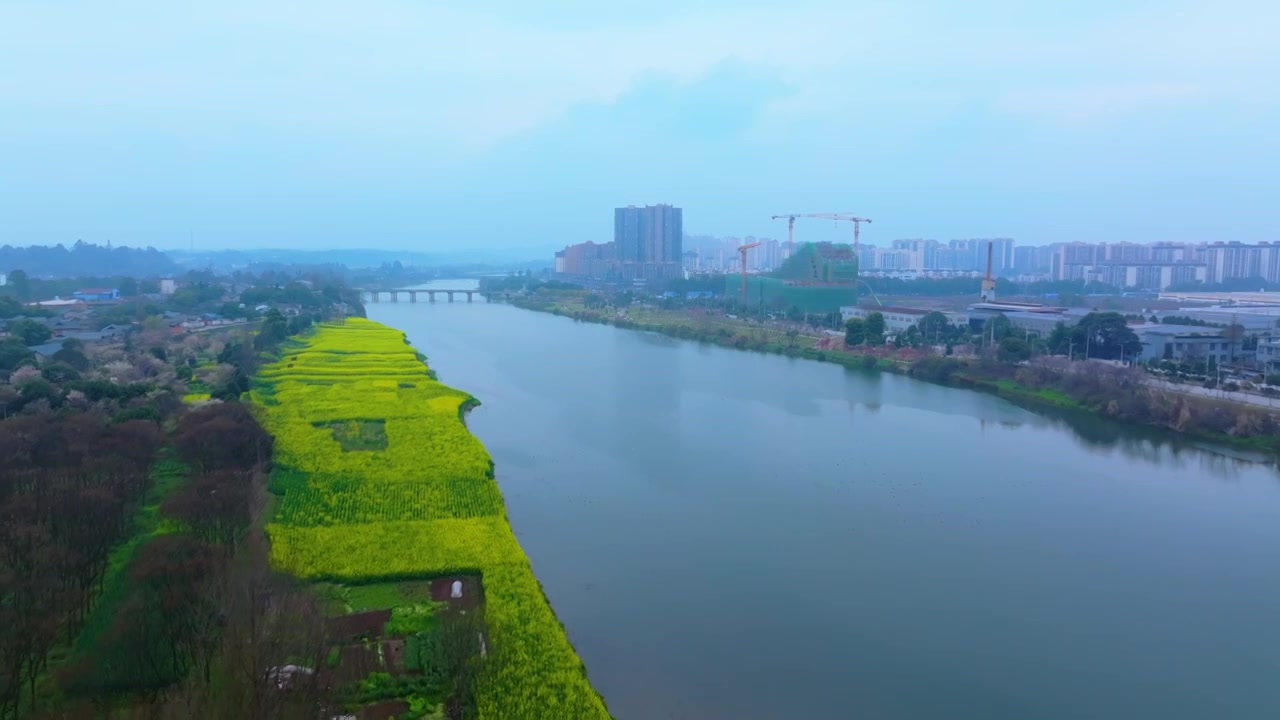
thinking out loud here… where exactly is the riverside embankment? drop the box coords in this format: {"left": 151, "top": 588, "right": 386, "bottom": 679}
{"left": 512, "top": 294, "right": 1280, "bottom": 454}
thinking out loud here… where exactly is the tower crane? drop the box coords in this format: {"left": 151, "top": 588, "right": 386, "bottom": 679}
{"left": 771, "top": 213, "right": 873, "bottom": 257}
{"left": 770, "top": 215, "right": 799, "bottom": 257}
{"left": 737, "top": 242, "right": 761, "bottom": 302}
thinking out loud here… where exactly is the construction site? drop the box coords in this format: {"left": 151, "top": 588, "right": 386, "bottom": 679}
{"left": 724, "top": 213, "right": 870, "bottom": 313}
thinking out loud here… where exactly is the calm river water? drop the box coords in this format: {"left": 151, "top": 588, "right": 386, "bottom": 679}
{"left": 370, "top": 284, "right": 1280, "bottom": 720}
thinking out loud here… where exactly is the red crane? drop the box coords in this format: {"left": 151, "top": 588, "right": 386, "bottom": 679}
{"left": 738, "top": 241, "right": 761, "bottom": 301}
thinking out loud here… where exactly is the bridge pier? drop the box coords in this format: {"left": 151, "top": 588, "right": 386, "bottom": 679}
{"left": 466, "top": 291, "right": 473, "bottom": 303}
{"left": 409, "top": 291, "right": 417, "bottom": 303}
{"left": 370, "top": 291, "right": 379, "bottom": 303}
{"left": 446, "top": 291, "right": 454, "bottom": 302}
{"left": 390, "top": 291, "right": 398, "bottom": 302}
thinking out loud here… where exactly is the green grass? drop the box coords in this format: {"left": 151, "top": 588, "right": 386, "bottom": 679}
{"left": 992, "top": 379, "right": 1084, "bottom": 409}
{"left": 384, "top": 602, "right": 447, "bottom": 637}
{"left": 32, "top": 456, "right": 192, "bottom": 707}
{"left": 69, "top": 458, "right": 190, "bottom": 657}
{"left": 318, "top": 581, "right": 438, "bottom": 615}
{"left": 328, "top": 419, "right": 389, "bottom": 451}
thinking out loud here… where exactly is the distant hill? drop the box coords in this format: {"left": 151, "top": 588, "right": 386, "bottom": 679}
{"left": 168, "top": 247, "right": 556, "bottom": 272}
{"left": 0, "top": 241, "right": 178, "bottom": 278}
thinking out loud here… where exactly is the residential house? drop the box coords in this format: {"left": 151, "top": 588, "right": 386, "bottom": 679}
{"left": 49, "top": 317, "right": 89, "bottom": 335}
{"left": 58, "top": 330, "right": 113, "bottom": 343}
{"left": 27, "top": 341, "right": 69, "bottom": 360}
{"left": 1257, "top": 339, "right": 1280, "bottom": 373}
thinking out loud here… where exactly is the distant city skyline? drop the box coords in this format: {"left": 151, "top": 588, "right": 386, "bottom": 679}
{"left": 2, "top": 2, "right": 1277, "bottom": 250}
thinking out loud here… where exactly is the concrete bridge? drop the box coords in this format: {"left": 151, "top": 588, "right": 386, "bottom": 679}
{"left": 360, "top": 289, "right": 503, "bottom": 303}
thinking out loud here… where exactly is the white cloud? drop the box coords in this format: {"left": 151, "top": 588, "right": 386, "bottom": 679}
{"left": 996, "top": 82, "right": 1203, "bottom": 125}
{"left": 0, "top": 0, "right": 1274, "bottom": 149}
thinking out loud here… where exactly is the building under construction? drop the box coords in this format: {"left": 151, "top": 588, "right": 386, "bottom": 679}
{"left": 726, "top": 242, "right": 859, "bottom": 313}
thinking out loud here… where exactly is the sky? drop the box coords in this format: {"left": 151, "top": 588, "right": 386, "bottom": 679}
{"left": 1, "top": 0, "right": 1277, "bottom": 254}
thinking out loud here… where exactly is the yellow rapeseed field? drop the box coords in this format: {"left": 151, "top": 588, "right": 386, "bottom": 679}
{"left": 252, "top": 318, "right": 609, "bottom": 719}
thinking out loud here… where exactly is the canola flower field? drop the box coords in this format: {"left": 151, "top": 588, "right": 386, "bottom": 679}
{"left": 252, "top": 318, "right": 609, "bottom": 718}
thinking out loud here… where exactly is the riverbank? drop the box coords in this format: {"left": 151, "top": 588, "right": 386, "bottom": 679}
{"left": 513, "top": 295, "right": 1280, "bottom": 455}
{"left": 251, "top": 318, "right": 609, "bottom": 719}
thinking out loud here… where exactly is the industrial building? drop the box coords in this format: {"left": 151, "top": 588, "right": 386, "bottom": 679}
{"left": 1159, "top": 307, "right": 1280, "bottom": 332}
{"left": 840, "top": 305, "right": 969, "bottom": 334}
{"left": 999, "top": 309, "right": 1092, "bottom": 336}
{"left": 1131, "top": 324, "right": 1237, "bottom": 364}
{"left": 965, "top": 301, "right": 1075, "bottom": 334}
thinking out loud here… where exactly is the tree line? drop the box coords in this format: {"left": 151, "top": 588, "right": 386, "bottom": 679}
{"left": 0, "top": 270, "right": 364, "bottom": 718}
{"left": 0, "top": 242, "right": 177, "bottom": 280}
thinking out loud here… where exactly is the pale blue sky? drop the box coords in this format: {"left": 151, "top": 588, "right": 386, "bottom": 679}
{"left": 1, "top": 1, "right": 1276, "bottom": 253}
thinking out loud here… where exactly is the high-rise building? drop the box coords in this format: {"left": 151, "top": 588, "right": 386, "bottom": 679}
{"left": 614, "top": 204, "right": 683, "bottom": 264}
{"left": 1200, "top": 242, "right": 1280, "bottom": 284}
{"left": 1013, "top": 245, "right": 1054, "bottom": 274}
{"left": 559, "top": 240, "right": 616, "bottom": 277}
{"left": 947, "top": 238, "right": 1013, "bottom": 271}
{"left": 890, "top": 239, "right": 938, "bottom": 271}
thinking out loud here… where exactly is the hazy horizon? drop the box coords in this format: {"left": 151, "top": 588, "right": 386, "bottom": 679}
{"left": 2, "top": 1, "right": 1276, "bottom": 251}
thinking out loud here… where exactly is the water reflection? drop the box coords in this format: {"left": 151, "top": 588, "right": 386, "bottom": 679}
{"left": 1016, "top": 404, "right": 1275, "bottom": 480}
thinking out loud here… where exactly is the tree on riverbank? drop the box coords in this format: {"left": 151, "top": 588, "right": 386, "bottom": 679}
{"left": 844, "top": 318, "right": 864, "bottom": 346}
{"left": 1045, "top": 312, "right": 1141, "bottom": 360}
{"left": 863, "top": 312, "right": 886, "bottom": 346}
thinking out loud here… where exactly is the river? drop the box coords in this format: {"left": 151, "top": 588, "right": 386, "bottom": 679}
{"left": 369, "top": 282, "right": 1280, "bottom": 720}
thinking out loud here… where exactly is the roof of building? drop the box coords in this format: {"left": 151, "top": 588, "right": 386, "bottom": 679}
{"left": 57, "top": 330, "right": 111, "bottom": 342}
{"left": 843, "top": 305, "right": 935, "bottom": 316}
{"left": 1003, "top": 311, "right": 1070, "bottom": 322}
{"left": 27, "top": 341, "right": 66, "bottom": 357}
{"left": 1131, "top": 323, "right": 1224, "bottom": 337}
{"left": 1159, "top": 291, "right": 1280, "bottom": 305}
{"left": 74, "top": 288, "right": 116, "bottom": 294}
{"left": 968, "top": 302, "right": 1068, "bottom": 313}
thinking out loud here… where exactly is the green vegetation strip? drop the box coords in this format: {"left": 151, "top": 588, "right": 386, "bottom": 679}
{"left": 63, "top": 457, "right": 190, "bottom": 669}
